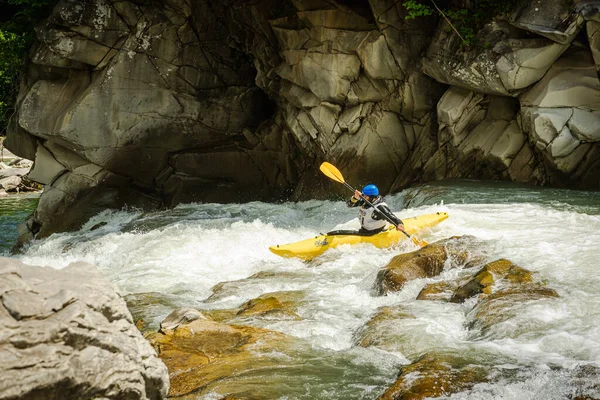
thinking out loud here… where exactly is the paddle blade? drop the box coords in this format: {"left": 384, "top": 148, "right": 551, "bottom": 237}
{"left": 319, "top": 162, "right": 345, "bottom": 184}
{"left": 401, "top": 229, "right": 428, "bottom": 247}
{"left": 411, "top": 236, "right": 428, "bottom": 247}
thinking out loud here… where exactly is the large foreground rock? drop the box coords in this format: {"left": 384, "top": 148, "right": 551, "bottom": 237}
{"left": 0, "top": 257, "right": 169, "bottom": 400}
{"left": 147, "top": 307, "right": 298, "bottom": 398}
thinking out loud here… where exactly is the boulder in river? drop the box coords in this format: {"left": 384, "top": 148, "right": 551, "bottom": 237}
{"left": 450, "top": 258, "right": 534, "bottom": 303}
{"left": 374, "top": 236, "right": 481, "bottom": 295}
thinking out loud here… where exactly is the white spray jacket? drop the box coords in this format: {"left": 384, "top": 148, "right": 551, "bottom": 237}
{"left": 346, "top": 195, "right": 402, "bottom": 231}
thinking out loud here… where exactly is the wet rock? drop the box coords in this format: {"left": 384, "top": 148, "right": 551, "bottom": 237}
{"left": 206, "top": 271, "right": 304, "bottom": 302}
{"left": 90, "top": 221, "right": 108, "bottom": 231}
{"left": 571, "top": 364, "right": 600, "bottom": 400}
{"left": 378, "top": 352, "right": 489, "bottom": 400}
{"left": 374, "top": 244, "right": 447, "bottom": 295}
{"left": 451, "top": 259, "right": 533, "bottom": 303}
{"left": 417, "top": 281, "right": 464, "bottom": 302}
{"left": 373, "top": 236, "right": 477, "bottom": 295}
{"left": 147, "top": 314, "right": 295, "bottom": 398}
{"left": 124, "top": 292, "right": 181, "bottom": 332}
{"left": 0, "top": 257, "right": 169, "bottom": 400}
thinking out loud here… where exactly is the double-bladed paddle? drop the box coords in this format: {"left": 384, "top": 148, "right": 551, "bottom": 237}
{"left": 319, "top": 162, "right": 428, "bottom": 247}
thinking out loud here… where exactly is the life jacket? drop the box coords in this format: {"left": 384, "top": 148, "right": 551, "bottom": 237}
{"left": 359, "top": 198, "right": 388, "bottom": 231}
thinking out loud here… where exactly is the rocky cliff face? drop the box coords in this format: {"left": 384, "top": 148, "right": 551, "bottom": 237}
{"left": 6, "top": 0, "right": 600, "bottom": 244}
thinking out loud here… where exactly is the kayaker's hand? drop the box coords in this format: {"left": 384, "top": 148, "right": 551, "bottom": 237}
{"left": 396, "top": 224, "right": 405, "bottom": 232}
{"left": 354, "top": 190, "right": 362, "bottom": 200}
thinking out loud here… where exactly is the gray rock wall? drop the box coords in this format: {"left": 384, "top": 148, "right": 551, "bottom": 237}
{"left": 6, "top": 0, "right": 600, "bottom": 244}
{"left": 0, "top": 257, "right": 169, "bottom": 399}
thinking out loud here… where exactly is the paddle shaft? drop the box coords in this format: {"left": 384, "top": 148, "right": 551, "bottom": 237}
{"left": 342, "top": 182, "right": 412, "bottom": 240}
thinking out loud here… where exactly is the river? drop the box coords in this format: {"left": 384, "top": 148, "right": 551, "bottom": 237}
{"left": 3, "top": 181, "right": 600, "bottom": 399}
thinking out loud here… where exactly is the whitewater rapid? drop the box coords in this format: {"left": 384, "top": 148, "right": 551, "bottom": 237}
{"left": 14, "top": 182, "right": 600, "bottom": 399}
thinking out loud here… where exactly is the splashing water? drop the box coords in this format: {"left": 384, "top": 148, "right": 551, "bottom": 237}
{"left": 9, "top": 181, "right": 600, "bottom": 399}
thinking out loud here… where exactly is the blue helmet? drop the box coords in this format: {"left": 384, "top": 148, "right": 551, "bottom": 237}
{"left": 362, "top": 184, "right": 379, "bottom": 196}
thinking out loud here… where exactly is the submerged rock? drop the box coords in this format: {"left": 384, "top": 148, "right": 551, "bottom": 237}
{"left": 206, "top": 270, "right": 304, "bottom": 302}
{"left": 124, "top": 291, "right": 181, "bottom": 332}
{"left": 467, "top": 286, "right": 559, "bottom": 336}
{"left": 0, "top": 257, "right": 169, "bottom": 400}
{"left": 354, "top": 305, "right": 415, "bottom": 349}
{"left": 236, "top": 291, "right": 303, "bottom": 320}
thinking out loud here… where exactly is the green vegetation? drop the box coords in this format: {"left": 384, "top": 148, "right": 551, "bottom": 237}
{"left": 402, "top": 0, "right": 518, "bottom": 46}
{"left": 0, "top": 0, "right": 58, "bottom": 135}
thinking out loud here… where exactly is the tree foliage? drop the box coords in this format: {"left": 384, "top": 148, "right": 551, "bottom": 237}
{"left": 0, "top": 0, "right": 58, "bottom": 135}
{"left": 402, "top": 0, "right": 519, "bottom": 46}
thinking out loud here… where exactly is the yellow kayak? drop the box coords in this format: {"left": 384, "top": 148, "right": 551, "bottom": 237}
{"left": 269, "top": 212, "right": 448, "bottom": 261}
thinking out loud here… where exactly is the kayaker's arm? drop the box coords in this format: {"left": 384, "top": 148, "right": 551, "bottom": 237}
{"left": 346, "top": 190, "right": 364, "bottom": 207}
{"left": 373, "top": 204, "right": 404, "bottom": 230}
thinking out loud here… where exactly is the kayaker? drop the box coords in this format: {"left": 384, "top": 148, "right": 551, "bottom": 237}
{"left": 347, "top": 184, "right": 405, "bottom": 235}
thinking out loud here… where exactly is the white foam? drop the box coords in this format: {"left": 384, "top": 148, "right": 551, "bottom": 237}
{"left": 14, "top": 189, "right": 600, "bottom": 396}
